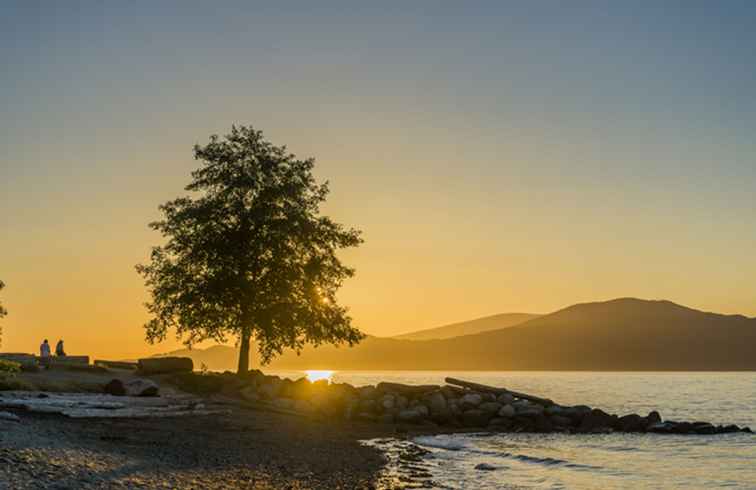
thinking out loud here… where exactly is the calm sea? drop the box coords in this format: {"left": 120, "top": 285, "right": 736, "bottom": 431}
{"left": 270, "top": 370, "right": 756, "bottom": 489}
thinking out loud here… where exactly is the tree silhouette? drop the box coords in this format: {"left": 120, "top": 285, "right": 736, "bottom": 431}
{"left": 0, "top": 280, "right": 7, "bottom": 347}
{"left": 137, "top": 126, "right": 364, "bottom": 373}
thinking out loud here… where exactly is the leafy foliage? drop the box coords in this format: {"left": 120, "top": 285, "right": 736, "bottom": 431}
{"left": 137, "top": 126, "right": 364, "bottom": 372}
{"left": 0, "top": 359, "right": 20, "bottom": 374}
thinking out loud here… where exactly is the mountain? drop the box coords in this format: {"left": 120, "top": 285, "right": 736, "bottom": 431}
{"left": 160, "top": 298, "right": 756, "bottom": 371}
{"left": 394, "top": 313, "right": 539, "bottom": 340}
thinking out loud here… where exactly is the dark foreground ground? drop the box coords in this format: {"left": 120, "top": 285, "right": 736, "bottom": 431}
{"left": 0, "top": 406, "right": 390, "bottom": 489}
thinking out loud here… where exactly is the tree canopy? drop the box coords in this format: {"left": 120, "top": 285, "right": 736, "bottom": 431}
{"left": 137, "top": 126, "right": 364, "bottom": 373}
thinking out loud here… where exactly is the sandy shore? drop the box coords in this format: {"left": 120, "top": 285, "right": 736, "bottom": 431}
{"left": 0, "top": 403, "right": 393, "bottom": 489}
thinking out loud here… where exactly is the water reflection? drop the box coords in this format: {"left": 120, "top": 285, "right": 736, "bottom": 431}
{"left": 305, "top": 370, "right": 334, "bottom": 383}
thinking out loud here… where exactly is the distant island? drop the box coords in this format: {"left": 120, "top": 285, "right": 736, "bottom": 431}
{"left": 159, "top": 298, "right": 756, "bottom": 372}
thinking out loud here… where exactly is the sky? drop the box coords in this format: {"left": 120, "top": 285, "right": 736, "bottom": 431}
{"left": 1, "top": 2, "right": 755, "bottom": 359}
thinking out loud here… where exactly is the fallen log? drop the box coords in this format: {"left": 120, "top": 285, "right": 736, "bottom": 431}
{"left": 94, "top": 360, "right": 138, "bottom": 370}
{"left": 376, "top": 382, "right": 440, "bottom": 396}
{"left": 445, "top": 377, "right": 554, "bottom": 406}
{"left": 137, "top": 357, "right": 193, "bottom": 375}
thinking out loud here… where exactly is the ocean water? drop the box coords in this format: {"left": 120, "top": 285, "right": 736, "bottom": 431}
{"left": 271, "top": 370, "right": 756, "bottom": 489}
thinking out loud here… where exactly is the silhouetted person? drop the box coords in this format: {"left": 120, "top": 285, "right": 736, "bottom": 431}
{"left": 55, "top": 339, "right": 66, "bottom": 357}
{"left": 40, "top": 339, "right": 51, "bottom": 368}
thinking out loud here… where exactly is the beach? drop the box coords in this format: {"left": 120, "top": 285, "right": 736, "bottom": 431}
{"left": 0, "top": 403, "right": 387, "bottom": 489}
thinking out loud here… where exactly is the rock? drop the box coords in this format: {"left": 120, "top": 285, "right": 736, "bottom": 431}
{"left": 690, "top": 422, "right": 716, "bottom": 434}
{"left": 496, "top": 393, "right": 515, "bottom": 404}
{"left": 741, "top": 427, "right": 752, "bottom": 433}
{"left": 358, "top": 386, "right": 378, "bottom": 400}
{"left": 579, "top": 409, "right": 618, "bottom": 432}
{"left": 0, "top": 411, "right": 20, "bottom": 422}
{"left": 359, "top": 399, "right": 377, "bottom": 414}
{"left": 378, "top": 413, "right": 395, "bottom": 424}
{"left": 396, "top": 395, "right": 409, "bottom": 410}
{"left": 720, "top": 424, "right": 741, "bottom": 434}
{"left": 426, "top": 391, "right": 448, "bottom": 415}
{"left": 474, "top": 463, "right": 499, "bottom": 471}
{"left": 104, "top": 379, "right": 126, "bottom": 396}
{"left": 515, "top": 404, "right": 544, "bottom": 417}
{"left": 488, "top": 417, "right": 512, "bottom": 429}
{"left": 460, "top": 393, "right": 483, "bottom": 409}
{"left": 562, "top": 405, "right": 592, "bottom": 424}
{"left": 498, "top": 404, "right": 516, "bottom": 418}
{"left": 646, "top": 410, "right": 662, "bottom": 426}
{"left": 381, "top": 394, "right": 396, "bottom": 411}
{"left": 356, "top": 412, "right": 377, "bottom": 422}
{"left": 647, "top": 422, "right": 675, "bottom": 433}
{"left": 124, "top": 379, "right": 159, "bottom": 397}
{"left": 397, "top": 409, "right": 424, "bottom": 424}
{"left": 545, "top": 405, "right": 564, "bottom": 416}
{"left": 550, "top": 415, "right": 573, "bottom": 427}
{"left": 273, "top": 398, "right": 295, "bottom": 410}
{"left": 618, "top": 414, "right": 646, "bottom": 432}
{"left": 294, "top": 399, "right": 315, "bottom": 413}
{"left": 258, "top": 377, "right": 283, "bottom": 399}
{"left": 479, "top": 402, "right": 503, "bottom": 414}
{"left": 481, "top": 393, "right": 497, "bottom": 402}
{"left": 414, "top": 405, "right": 430, "bottom": 418}
{"left": 462, "top": 409, "right": 492, "bottom": 427}
{"left": 137, "top": 357, "right": 193, "bottom": 375}
{"left": 441, "top": 385, "right": 464, "bottom": 399}
{"left": 533, "top": 414, "right": 554, "bottom": 433}
{"left": 240, "top": 386, "right": 260, "bottom": 402}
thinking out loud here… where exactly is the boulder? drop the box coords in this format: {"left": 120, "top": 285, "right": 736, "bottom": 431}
{"left": 358, "top": 385, "right": 378, "bottom": 400}
{"left": 533, "top": 414, "right": 554, "bottom": 433}
{"left": 618, "top": 414, "right": 646, "bottom": 432}
{"left": 646, "top": 411, "right": 662, "bottom": 426}
{"left": 441, "top": 385, "right": 464, "bottom": 399}
{"left": 258, "top": 377, "right": 284, "bottom": 399}
{"left": 462, "top": 409, "right": 492, "bottom": 427}
{"left": 426, "top": 391, "right": 448, "bottom": 415}
{"left": 488, "top": 417, "right": 512, "bottom": 429}
{"left": 414, "top": 405, "right": 430, "bottom": 418}
{"left": 397, "top": 408, "right": 425, "bottom": 424}
{"left": 647, "top": 422, "right": 675, "bottom": 434}
{"left": 294, "top": 399, "right": 315, "bottom": 413}
{"left": 479, "top": 402, "right": 503, "bottom": 414}
{"left": 381, "top": 394, "right": 396, "bottom": 411}
{"left": 376, "top": 382, "right": 439, "bottom": 397}
{"left": 359, "top": 399, "right": 377, "bottom": 414}
{"left": 137, "top": 357, "right": 193, "bottom": 375}
{"left": 498, "top": 404, "right": 516, "bottom": 418}
{"left": 104, "top": 379, "right": 127, "bottom": 396}
{"left": 496, "top": 393, "right": 515, "bottom": 405}
{"left": 562, "top": 405, "right": 592, "bottom": 424}
{"left": 378, "top": 413, "right": 395, "bottom": 424}
{"left": 545, "top": 405, "right": 564, "bottom": 416}
{"left": 460, "top": 393, "right": 483, "bottom": 409}
{"left": 240, "top": 386, "right": 260, "bottom": 402}
{"left": 124, "top": 379, "right": 159, "bottom": 397}
{"left": 579, "top": 409, "right": 618, "bottom": 433}
{"left": 550, "top": 415, "right": 573, "bottom": 428}
{"left": 273, "top": 397, "right": 295, "bottom": 410}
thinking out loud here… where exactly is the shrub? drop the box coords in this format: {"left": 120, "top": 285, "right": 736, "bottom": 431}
{"left": 0, "top": 359, "right": 21, "bottom": 374}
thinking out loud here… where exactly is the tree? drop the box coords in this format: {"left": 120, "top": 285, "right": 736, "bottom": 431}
{"left": 0, "top": 280, "right": 7, "bottom": 347}
{"left": 137, "top": 126, "right": 364, "bottom": 373}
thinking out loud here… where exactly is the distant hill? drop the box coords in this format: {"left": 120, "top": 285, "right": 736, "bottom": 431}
{"left": 394, "top": 312, "right": 539, "bottom": 340}
{"left": 160, "top": 298, "right": 756, "bottom": 371}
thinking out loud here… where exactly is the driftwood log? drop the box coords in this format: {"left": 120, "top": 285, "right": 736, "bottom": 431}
{"left": 94, "top": 360, "right": 138, "bottom": 370}
{"left": 137, "top": 357, "right": 193, "bottom": 375}
{"left": 445, "top": 377, "right": 554, "bottom": 406}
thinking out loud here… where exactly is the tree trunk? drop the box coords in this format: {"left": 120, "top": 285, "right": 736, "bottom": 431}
{"left": 237, "top": 330, "right": 251, "bottom": 374}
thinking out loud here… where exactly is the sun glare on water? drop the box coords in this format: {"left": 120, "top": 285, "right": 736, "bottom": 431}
{"left": 305, "top": 370, "right": 335, "bottom": 383}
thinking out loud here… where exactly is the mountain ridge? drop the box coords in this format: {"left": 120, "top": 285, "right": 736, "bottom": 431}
{"left": 157, "top": 298, "right": 756, "bottom": 371}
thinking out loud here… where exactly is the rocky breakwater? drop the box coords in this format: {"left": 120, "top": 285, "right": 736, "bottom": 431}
{"left": 177, "top": 372, "right": 752, "bottom": 436}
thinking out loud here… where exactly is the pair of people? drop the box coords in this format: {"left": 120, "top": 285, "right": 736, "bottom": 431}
{"left": 40, "top": 339, "right": 66, "bottom": 359}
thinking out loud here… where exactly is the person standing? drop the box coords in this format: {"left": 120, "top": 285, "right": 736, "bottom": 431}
{"left": 40, "top": 339, "right": 51, "bottom": 367}
{"left": 55, "top": 339, "right": 66, "bottom": 357}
